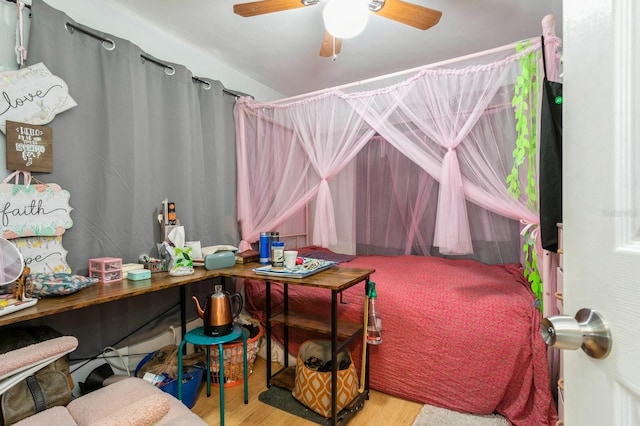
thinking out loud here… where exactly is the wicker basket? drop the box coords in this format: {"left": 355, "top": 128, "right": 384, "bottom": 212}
{"left": 144, "top": 260, "right": 169, "bottom": 273}
{"left": 207, "top": 323, "right": 264, "bottom": 388}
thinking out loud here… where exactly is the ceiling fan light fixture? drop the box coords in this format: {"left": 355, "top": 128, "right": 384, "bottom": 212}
{"left": 322, "top": 0, "right": 369, "bottom": 39}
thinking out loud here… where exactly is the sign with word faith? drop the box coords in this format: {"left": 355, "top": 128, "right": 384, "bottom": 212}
{"left": 0, "top": 182, "right": 73, "bottom": 239}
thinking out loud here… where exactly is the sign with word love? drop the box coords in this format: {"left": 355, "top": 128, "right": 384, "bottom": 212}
{"left": 0, "top": 182, "right": 73, "bottom": 239}
{"left": 6, "top": 121, "right": 53, "bottom": 172}
{"left": 0, "top": 62, "right": 77, "bottom": 134}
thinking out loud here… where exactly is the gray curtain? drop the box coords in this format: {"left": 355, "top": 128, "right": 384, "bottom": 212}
{"left": 18, "top": 0, "right": 241, "bottom": 360}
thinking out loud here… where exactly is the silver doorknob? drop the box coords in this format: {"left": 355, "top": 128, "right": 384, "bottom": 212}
{"left": 541, "top": 308, "right": 612, "bottom": 359}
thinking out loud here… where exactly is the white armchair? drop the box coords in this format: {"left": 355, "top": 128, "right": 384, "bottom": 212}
{"left": 0, "top": 336, "right": 206, "bottom": 426}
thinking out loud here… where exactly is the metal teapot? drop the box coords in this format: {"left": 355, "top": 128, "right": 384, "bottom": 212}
{"left": 192, "top": 285, "right": 243, "bottom": 337}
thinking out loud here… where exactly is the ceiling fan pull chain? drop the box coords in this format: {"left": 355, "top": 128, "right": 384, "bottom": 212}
{"left": 332, "top": 36, "right": 338, "bottom": 61}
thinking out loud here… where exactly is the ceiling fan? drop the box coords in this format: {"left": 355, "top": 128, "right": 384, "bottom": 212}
{"left": 233, "top": 0, "right": 442, "bottom": 57}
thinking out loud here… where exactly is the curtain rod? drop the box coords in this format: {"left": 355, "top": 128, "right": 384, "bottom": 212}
{"left": 62, "top": 21, "right": 243, "bottom": 97}
{"left": 273, "top": 14, "right": 559, "bottom": 104}
{"left": 4, "top": 0, "right": 224, "bottom": 96}
{"left": 272, "top": 38, "right": 540, "bottom": 105}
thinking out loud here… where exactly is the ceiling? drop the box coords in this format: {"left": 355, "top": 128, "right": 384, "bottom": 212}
{"left": 106, "top": 0, "right": 562, "bottom": 99}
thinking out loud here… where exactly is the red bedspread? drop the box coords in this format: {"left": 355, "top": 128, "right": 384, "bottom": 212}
{"left": 244, "top": 253, "right": 558, "bottom": 425}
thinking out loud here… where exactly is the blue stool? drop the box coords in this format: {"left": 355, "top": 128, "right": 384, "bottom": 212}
{"left": 178, "top": 324, "right": 248, "bottom": 426}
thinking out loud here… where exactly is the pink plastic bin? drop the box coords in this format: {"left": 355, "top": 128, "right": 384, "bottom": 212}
{"left": 89, "top": 257, "right": 123, "bottom": 282}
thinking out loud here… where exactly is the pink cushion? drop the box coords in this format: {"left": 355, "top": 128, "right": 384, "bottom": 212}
{"left": 89, "top": 393, "right": 170, "bottom": 426}
{"left": 0, "top": 336, "right": 77, "bottom": 380}
{"left": 12, "top": 376, "right": 206, "bottom": 426}
{"left": 13, "top": 406, "right": 77, "bottom": 426}
{"left": 67, "top": 377, "right": 163, "bottom": 425}
{"left": 156, "top": 397, "right": 208, "bottom": 425}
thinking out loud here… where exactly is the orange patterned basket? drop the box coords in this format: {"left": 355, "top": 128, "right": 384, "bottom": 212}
{"left": 206, "top": 323, "right": 264, "bottom": 388}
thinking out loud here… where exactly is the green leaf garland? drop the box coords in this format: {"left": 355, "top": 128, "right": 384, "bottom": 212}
{"left": 509, "top": 40, "right": 543, "bottom": 311}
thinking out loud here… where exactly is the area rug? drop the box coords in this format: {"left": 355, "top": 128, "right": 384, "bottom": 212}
{"left": 259, "top": 386, "right": 510, "bottom": 426}
{"left": 412, "top": 404, "right": 510, "bottom": 426}
{"left": 258, "top": 386, "right": 330, "bottom": 425}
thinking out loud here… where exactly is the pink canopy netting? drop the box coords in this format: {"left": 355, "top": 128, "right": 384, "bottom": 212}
{"left": 234, "top": 31, "right": 561, "bottom": 302}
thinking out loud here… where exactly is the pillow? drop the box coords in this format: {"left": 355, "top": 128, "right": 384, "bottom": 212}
{"left": 88, "top": 393, "right": 171, "bottom": 426}
{"left": 27, "top": 273, "right": 98, "bottom": 297}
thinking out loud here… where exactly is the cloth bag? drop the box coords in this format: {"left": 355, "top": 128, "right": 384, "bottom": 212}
{"left": 134, "top": 344, "right": 203, "bottom": 381}
{"left": 292, "top": 340, "right": 359, "bottom": 418}
{"left": 0, "top": 326, "right": 72, "bottom": 426}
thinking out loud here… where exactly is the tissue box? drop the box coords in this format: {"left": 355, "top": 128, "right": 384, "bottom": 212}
{"left": 128, "top": 269, "right": 151, "bottom": 281}
{"left": 204, "top": 251, "right": 236, "bottom": 270}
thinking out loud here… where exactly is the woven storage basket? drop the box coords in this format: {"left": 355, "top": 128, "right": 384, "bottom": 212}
{"left": 206, "top": 323, "right": 264, "bottom": 388}
{"left": 144, "top": 260, "right": 168, "bottom": 273}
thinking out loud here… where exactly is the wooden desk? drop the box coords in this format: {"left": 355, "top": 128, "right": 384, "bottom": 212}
{"left": 0, "top": 263, "right": 374, "bottom": 327}
{"left": 0, "top": 268, "right": 223, "bottom": 328}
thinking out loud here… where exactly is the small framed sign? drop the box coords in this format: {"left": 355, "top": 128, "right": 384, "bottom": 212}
{"left": 5, "top": 120, "right": 52, "bottom": 172}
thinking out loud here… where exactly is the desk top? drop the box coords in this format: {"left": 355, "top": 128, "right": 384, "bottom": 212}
{"left": 0, "top": 268, "right": 222, "bottom": 327}
{"left": 0, "top": 263, "right": 374, "bottom": 327}
{"left": 217, "top": 263, "right": 375, "bottom": 291}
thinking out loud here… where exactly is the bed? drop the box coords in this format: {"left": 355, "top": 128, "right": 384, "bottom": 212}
{"left": 243, "top": 247, "right": 558, "bottom": 425}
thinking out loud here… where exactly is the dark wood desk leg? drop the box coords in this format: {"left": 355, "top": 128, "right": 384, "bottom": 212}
{"left": 266, "top": 280, "right": 272, "bottom": 387}
{"left": 331, "top": 290, "right": 338, "bottom": 426}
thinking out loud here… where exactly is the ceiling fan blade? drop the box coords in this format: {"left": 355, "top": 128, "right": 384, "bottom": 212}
{"left": 320, "top": 31, "right": 342, "bottom": 57}
{"left": 375, "top": 0, "right": 442, "bottom": 30}
{"left": 233, "top": 0, "right": 307, "bottom": 17}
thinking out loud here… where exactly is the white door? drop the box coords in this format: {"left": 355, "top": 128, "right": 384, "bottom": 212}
{"left": 563, "top": 0, "right": 640, "bottom": 424}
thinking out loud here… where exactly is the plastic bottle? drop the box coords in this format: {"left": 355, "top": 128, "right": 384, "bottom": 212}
{"left": 259, "top": 232, "right": 270, "bottom": 264}
{"left": 367, "top": 281, "right": 382, "bottom": 345}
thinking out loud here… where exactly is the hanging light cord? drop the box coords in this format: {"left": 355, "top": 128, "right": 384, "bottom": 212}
{"left": 14, "top": 0, "right": 27, "bottom": 67}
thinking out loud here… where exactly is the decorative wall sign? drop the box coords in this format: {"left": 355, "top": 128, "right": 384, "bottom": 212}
{"left": 5, "top": 121, "right": 53, "bottom": 172}
{"left": 0, "top": 62, "right": 77, "bottom": 134}
{"left": 0, "top": 182, "right": 73, "bottom": 239}
{"left": 11, "top": 236, "right": 71, "bottom": 274}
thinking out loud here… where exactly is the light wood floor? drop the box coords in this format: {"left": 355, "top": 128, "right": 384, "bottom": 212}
{"left": 191, "top": 356, "right": 422, "bottom": 425}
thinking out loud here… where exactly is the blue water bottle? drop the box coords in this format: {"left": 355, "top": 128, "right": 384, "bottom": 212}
{"left": 259, "top": 232, "right": 270, "bottom": 264}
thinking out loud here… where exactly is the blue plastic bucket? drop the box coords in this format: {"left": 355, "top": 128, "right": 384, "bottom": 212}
{"left": 159, "top": 365, "right": 204, "bottom": 409}
{"left": 134, "top": 351, "right": 205, "bottom": 409}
